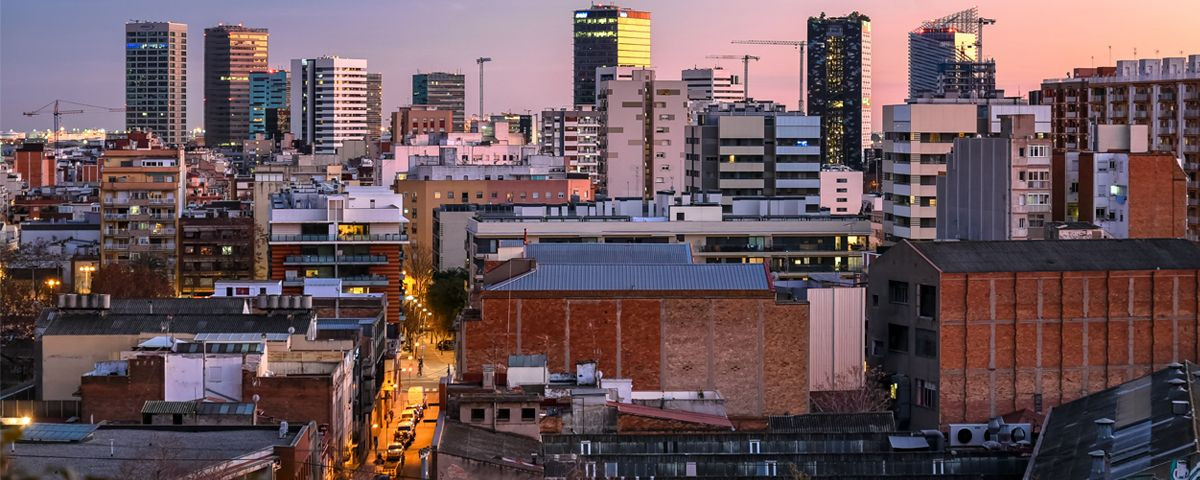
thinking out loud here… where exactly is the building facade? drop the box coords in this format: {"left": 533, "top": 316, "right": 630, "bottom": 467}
{"left": 908, "top": 8, "right": 978, "bottom": 99}
{"left": 412, "top": 72, "right": 466, "bottom": 132}
{"left": 540, "top": 107, "right": 602, "bottom": 180}
{"left": 807, "top": 12, "right": 871, "bottom": 167}
{"left": 178, "top": 215, "right": 255, "bottom": 297}
{"left": 598, "top": 69, "right": 687, "bottom": 198}
{"left": 125, "top": 21, "right": 188, "bottom": 146}
{"left": 249, "top": 70, "right": 289, "bottom": 138}
{"left": 98, "top": 149, "right": 186, "bottom": 291}
{"left": 366, "top": 72, "right": 383, "bottom": 144}
{"left": 682, "top": 67, "right": 745, "bottom": 104}
{"left": 391, "top": 106, "right": 453, "bottom": 144}
{"left": 572, "top": 5, "right": 651, "bottom": 107}
{"left": 14, "top": 141, "right": 55, "bottom": 188}
{"left": 866, "top": 239, "right": 1200, "bottom": 430}
{"left": 290, "top": 57, "right": 369, "bottom": 155}
{"left": 203, "top": 25, "right": 268, "bottom": 147}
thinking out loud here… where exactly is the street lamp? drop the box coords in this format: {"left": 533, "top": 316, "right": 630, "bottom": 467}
{"left": 78, "top": 265, "right": 96, "bottom": 294}
{"left": 45, "top": 278, "right": 60, "bottom": 290}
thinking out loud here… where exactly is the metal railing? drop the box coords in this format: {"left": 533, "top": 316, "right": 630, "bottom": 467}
{"left": 283, "top": 255, "right": 389, "bottom": 264}
{"left": 270, "top": 234, "right": 408, "bottom": 242}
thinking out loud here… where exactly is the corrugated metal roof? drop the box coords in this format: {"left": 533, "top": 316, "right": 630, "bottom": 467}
{"left": 110, "top": 298, "right": 249, "bottom": 315}
{"left": 142, "top": 400, "right": 198, "bottom": 415}
{"left": 508, "top": 354, "right": 547, "bottom": 368}
{"left": 525, "top": 243, "right": 693, "bottom": 265}
{"left": 609, "top": 401, "right": 734, "bottom": 429}
{"left": 909, "top": 239, "right": 1200, "bottom": 273}
{"left": 42, "top": 312, "right": 313, "bottom": 336}
{"left": 487, "top": 264, "right": 769, "bottom": 292}
{"left": 769, "top": 412, "right": 896, "bottom": 433}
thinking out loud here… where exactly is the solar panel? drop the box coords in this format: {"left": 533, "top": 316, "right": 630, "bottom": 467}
{"left": 20, "top": 423, "right": 98, "bottom": 443}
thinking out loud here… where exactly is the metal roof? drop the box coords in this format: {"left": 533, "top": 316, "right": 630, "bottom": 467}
{"left": 1025, "top": 363, "right": 1199, "bottom": 480}
{"left": 194, "top": 332, "right": 290, "bottom": 342}
{"left": 174, "top": 341, "right": 265, "bottom": 354}
{"left": 110, "top": 298, "right": 249, "bottom": 315}
{"left": 908, "top": 239, "right": 1200, "bottom": 273}
{"left": 769, "top": 412, "right": 897, "bottom": 433}
{"left": 609, "top": 401, "right": 734, "bottom": 429}
{"left": 508, "top": 354, "right": 547, "bottom": 368}
{"left": 18, "top": 424, "right": 98, "bottom": 443}
{"left": 42, "top": 312, "right": 313, "bottom": 336}
{"left": 525, "top": 243, "right": 693, "bottom": 265}
{"left": 437, "top": 420, "right": 541, "bottom": 472}
{"left": 487, "top": 264, "right": 769, "bottom": 292}
{"left": 142, "top": 400, "right": 199, "bottom": 415}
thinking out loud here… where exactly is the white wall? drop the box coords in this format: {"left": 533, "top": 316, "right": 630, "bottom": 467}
{"left": 808, "top": 287, "right": 866, "bottom": 391}
{"left": 163, "top": 354, "right": 246, "bottom": 402}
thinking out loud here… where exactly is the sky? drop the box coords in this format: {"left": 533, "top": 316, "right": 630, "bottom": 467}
{"left": 2, "top": 0, "right": 1198, "bottom": 133}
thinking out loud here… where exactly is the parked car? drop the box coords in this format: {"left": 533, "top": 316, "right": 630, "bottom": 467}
{"left": 386, "top": 443, "right": 404, "bottom": 462}
{"left": 436, "top": 339, "right": 454, "bottom": 351}
{"left": 399, "top": 408, "right": 417, "bottom": 425}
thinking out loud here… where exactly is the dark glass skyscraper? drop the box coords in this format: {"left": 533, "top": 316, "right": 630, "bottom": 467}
{"left": 807, "top": 12, "right": 872, "bottom": 168}
{"left": 412, "top": 72, "right": 465, "bottom": 132}
{"left": 248, "top": 70, "right": 288, "bottom": 137}
{"left": 125, "top": 21, "right": 188, "bottom": 146}
{"left": 572, "top": 5, "right": 650, "bottom": 107}
{"left": 203, "top": 24, "right": 268, "bottom": 147}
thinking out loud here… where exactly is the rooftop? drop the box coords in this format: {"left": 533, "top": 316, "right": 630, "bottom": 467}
{"left": 436, "top": 420, "right": 541, "bottom": 473}
{"left": 41, "top": 312, "right": 313, "bottom": 336}
{"left": 524, "top": 243, "right": 693, "bottom": 265}
{"left": 908, "top": 239, "right": 1200, "bottom": 273}
{"left": 487, "top": 264, "right": 770, "bottom": 292}
{"left": 109, "top": 298, "right": 250, "bottom": 315}
{"left": 609, "top": 401, "right": 734, "bottom": 430}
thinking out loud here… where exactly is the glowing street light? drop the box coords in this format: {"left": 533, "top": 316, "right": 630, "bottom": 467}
{"left": 44, "top": 278, "right": 61, "bottom": 289}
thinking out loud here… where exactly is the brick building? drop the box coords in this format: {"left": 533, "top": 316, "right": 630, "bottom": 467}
{"left": 867, "top": 239, "right": 1200, "bottom": 430}
{"left": 461, "top": 244, "right": 809, "bottom": 419}
{"left": 14, "top": 141, "right": 55, "bottom": 188}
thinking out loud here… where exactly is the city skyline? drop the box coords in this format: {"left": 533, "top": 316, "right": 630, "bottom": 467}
{"left": 2, "top": 0, "right": 1198, "bottom": 133}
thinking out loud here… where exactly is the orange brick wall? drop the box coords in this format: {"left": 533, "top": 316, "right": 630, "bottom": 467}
{"left": 1127, "top": 153, "right": 1188, "bottom": 239}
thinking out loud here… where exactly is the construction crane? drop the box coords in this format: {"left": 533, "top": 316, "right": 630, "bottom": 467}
{"left": 705, "top": 54, "right": 760, "bottom": 100}
{"left": 22, "top": 99, "right": 125, "bottom": 156}
{"left": 732, "top": 40, "right": 807, "bottom": 113}
{"left": 976, "top": 18, "right": 996, "bottom": 61}
{"left": 476, "top": 57, "right": 492, "bottom": 119}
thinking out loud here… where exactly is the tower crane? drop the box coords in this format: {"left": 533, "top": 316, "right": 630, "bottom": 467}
{"left": 22, "top": 99, "right": 125, "bottom": 156}
{"left": 975, "top": 18, "right": 996, "bottom": 61}
{"left": 732, "top": 40, "right": 807, "bottom": 113}
{"left": 705, "top": 54, "right": 759, "bottom": 100}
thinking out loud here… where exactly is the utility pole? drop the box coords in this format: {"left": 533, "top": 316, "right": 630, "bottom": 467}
{"left": 476, "top": 57, "right": 492, "bottom": 120}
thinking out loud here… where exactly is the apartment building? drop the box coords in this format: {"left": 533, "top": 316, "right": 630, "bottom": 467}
{"left": 540, "top": 107, "right": 602, "bottom": 180}
{"left": 14, "top": 141, "right": 55, "bottom": 188}
{"left": 685, "top": 101, "right": 822, "bottom": 210}
{"left": 881, "top": 99, "right": 1050, "bottom": 242}
{"left": 1039, "top": 66, "right": 1116, "bottom": 151}
{"left": 366, "top": 72, "right": 383, "bottom": 144}
{"left": 598, "top": 69, "right": 687, "bottom": 198}
{"left": 98, "top": 149, "right": 186, "bottom": 290}
{"left": 413, "top": 72, "right": 466, "bottom": 132}
{"left": 203, "top": 24, "right": 268, "bottom": 147}
{"left": 682, "top": 67, "right": 745, "bottom": 103}
{"left": 178, "top": 214, "right": 255, "bottom": 297}
{"left": 392, "top": 106, "right": 453, "bottom": 144}
{"left": 819, "top": 165, "right": 864, "bottom": 215}
{"left": 125, "top": 21, "right": 188, "bottom": 146}
{"left": 936, "top": 114, "right": 1054, "bottom": 240}
{"left": 268, "top": 186, "right": 408, "bottom": 323}
{"left": 290, "top": 57, "right": 369, "bottom": 155}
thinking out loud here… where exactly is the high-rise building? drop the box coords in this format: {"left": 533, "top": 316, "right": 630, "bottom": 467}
{"left": 682, "top": 67, "right": 746, "bottom": 104}
{"left": 1038, "top": 66, "right": 1115, "bottom": 152}
{"left": 598, "top": 69, "right": 687, "bottom": 198}
{"left": 248, "top": 70, "right": 288, "bottom": 138}
{"left": 807, "top": 12, "right": 871, "bottom": 168}
{"left": 203, "top": 24, "right": 268, "bottom": 147}
{"left": 99, "top": 149, "right": 186, "bottom": 293}
{"left": 908, "top": 8, "right": 977, "bottom": 99}
{"left": 125, "top": 21, "right": 188, "bottom": 146}
{"left": 290, "top": 57, "right": 369, "bottom": 155}
{"left": 412, "top": 72, "right": 465, "bottom": 132}
{"left": 936, "top": 114, "right": 1054, "bottom": 241}
{"left": 572, "top": 5, "right": 651, "bottom": 107}
{"left": 685, "top": 101, "right": 822, "bottom": 211}
{"left": 367, "top": 73, "right": 383, "bottom": 143}
{"left": 541, "top": 107, "right": 602, "bottom": 179}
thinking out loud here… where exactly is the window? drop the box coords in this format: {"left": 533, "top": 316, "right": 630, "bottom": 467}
{"left": 521, "top": 407, "right": 536, "bottom": 421}
{"left": 584, "top": 463, "right": 596, "bottom": 478}
{"left": 604, "top": 463, "right": 618, "bottom": 477}
{"left": 888, "top": 324, "right": 910, "bottom": 352}
{"left": 748, "top": 439, "right": 761, "bottom": 454}
{"left": 755, "top": 461, "right": 778, "bottom": 476}
{"left": 496, "top": 408, "right": 511, "bottom": 422}
{"left": 434, "top": 192, "right": 442, "bottom": 199}
{"left": 836, "top": 188, "right": 848, "bottom": 193}
{"left": 915, "top": 379, "right": 938, "bottom": 408}
{"left": 915, "top": 328, "right": 938, "bottom": 358}
{"left": 579, "top": 440, "right": 592, "bottom": 455}
{"left": 1028, "top": 144, "right": 1049, "bottom": 157}
{"left": 872, "top": 294, "right": 879, "bottom": 307}
{"left": 889, "top": 281, "right": 909, "bottom": 304}
{"left": 836, "top": 178, "right": 848, "bottom": 183}
{"left": 686, "top": 462, "right": 697, "bottom": 476}
{"left": 918, "top": 285, "right": 937, "bottom": 318}
{"left": 470, "top": 408, "right": 485, "bottom": 422}
{"left": 221, "top": 246, "right": 233, "bottom": 256}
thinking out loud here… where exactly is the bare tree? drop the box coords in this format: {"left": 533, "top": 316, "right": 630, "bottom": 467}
{"left": 810, "top": 365, "right": 892, "bottom": 413}
{"left": 0, "top": 240, "right": 68, "bottom": 339}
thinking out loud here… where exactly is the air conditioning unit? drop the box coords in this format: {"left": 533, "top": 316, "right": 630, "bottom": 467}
{"left": 996, "top": 423, "right": 1032, "bottom": 444}
{"left": 949, "top": 424, "right": 988, "bottom": 447}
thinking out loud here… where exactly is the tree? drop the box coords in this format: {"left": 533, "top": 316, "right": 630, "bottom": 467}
{"left": 0, "top": 241, "right": 67, "bottom": 339}
{"left": 426, "top": 268, "right": 468, "bottom": 339}
{"left": 810, "top": 365, "right": 892, "bottom": 414}
{"left": 91, "top": 256, "right": 175, "bottom": 299}
{"left": 401, "top": 245, "right": 436, "bottom": 342}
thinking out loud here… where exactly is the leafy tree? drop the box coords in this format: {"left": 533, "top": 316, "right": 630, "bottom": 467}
{"left": 91, "top": 256, "right": 175, "bottom": 299}
{"left": 427, "top": 268, "right": 468, "bottom": 338}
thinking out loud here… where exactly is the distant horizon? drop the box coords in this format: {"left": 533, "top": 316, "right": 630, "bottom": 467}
{"left": 3, "top": 0, "right": 1197, "bottom": 133}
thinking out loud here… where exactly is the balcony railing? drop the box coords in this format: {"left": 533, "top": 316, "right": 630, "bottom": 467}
{"left": 270, "top": 234, "right": 408, "bottom": 243}
{"left": 283, "top": 255, "right": 389, "bottom": 265}
{"left": 341, "top": 275, "right": 389, "bottom": 285}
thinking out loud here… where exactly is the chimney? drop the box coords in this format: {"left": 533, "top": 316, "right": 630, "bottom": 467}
{"left": 1094, "top": 418, "right": 1114, "bottom": 441}
{"left": 1089, "top": 450, "right": 1109, "bottom": 480}
{"left": 482, "top": 364, "right": 495, "bottom": 390}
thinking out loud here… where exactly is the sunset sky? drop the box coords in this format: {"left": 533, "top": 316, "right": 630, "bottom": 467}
{"left": 2, "top": 0, "right": 1197, "bottom": 133}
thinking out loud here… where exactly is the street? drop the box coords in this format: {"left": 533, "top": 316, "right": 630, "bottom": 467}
{"left": 368, "top": 342, "right": 454, "bottom": 479}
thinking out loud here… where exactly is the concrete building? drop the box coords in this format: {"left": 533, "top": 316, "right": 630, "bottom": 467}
{"left": 125, "top": 21, "right": 188, "bottom": 146}
{"left": 366, "top": 72, "right": 383, "bottom": 144}
{"left": 203, "top": 25, "right": 268, "bottom": 147}
{"left": 179, "top": 214, "right": 255, "bottom": 297}
{"left": 572, "top": 4, "right": 651, "bottom": 107}
{"left": 14, "top": 141, "right": 54, "bottom": 188}
{"left": 290, "top": 57, "right": 369, "bottom": 155}
{"left": 598, "top": 69, "right": 687, "bottom": 198}
{"left": 392, "top": 105, "right": 453, "bottom": 144}
{"left": 98, "top": 149, "right": 186, "bottom": 291}
{"left": 819, "top": 165, "right": 864, "bottom": 215}
{"left": 268, "top": 185, "right": 408, "bottom": 323}
{"left": 1039, "top": 66, "right": 1117, "bottom": 152}
{"left": 412, "top": 72, "right": 465, "bottom": 132}
{"left": 807, "top": 12, "right": 871, "bottom": 167}
{"left": 540, "top": 107, "right": 602, "bottom": 180}
{"left": 1041, "top": 55, "right": 1200, "bottom": 239}
{"left": 248, "top": 70, "right": 288, "bottom": 138}
{"left": 682, "top": 67, "right": 745, "bottom": 103}
{"left": 881, "top": 99, "right": 1050, "bottom": 242}
{"left": 908, "top": 8, "right": 977, "bottom": 99}
{"left": 866, "top": 239, "right": 1200, "bottom": 430}
{"left": 686, "top": 101, "right": 822, "bottom": 210}
{"left": 250, "top": 162, "right": 342, "bottom": 278}
{"left": 463, "top": 243, "right": 810, "bottom": 418}
{"left": 464, "top": 193, "right": 871, "bottom": 282}
{"left": 936, "top": 114, "right": 1054, "bottom": 241}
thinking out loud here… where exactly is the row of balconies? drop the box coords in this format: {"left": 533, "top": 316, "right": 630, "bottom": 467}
{"left": 283, "top": 255, "right": 389, "bottom": 265}
{"left": 269, "top": 233, "right": 408, "bottom": 243}
{"left": 281, "top": 274, "right": 389, "bottom": 287}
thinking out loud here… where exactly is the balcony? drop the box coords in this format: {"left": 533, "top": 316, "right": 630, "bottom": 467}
{"left": 1185, "top": 128, "right": 1200, "bottom": 136}
{"left": 104, "top": 213, "right": 129, "bottom": 220}
{"left": 270, "top": 233, "right": 408, "bottom": 243}
{"left": 340, "top": 275, "right": 389, "bottom": 286}
{"left": 283, "top": 255, "right": 389, "bottom": 265}
{"left": 1185, "top": 109, "right": 1200, "bottom": 118}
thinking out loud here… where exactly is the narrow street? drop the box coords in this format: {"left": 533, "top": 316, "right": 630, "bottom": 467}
{"left": 368, "top": 342, "right": 455, "bottom": 478}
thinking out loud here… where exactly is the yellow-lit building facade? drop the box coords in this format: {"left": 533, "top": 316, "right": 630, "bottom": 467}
{"left": 572, "top": 5, "right": 651, "bottom": 106}
{"left": 99, "top": 149, "right": 186, "bottom": 292}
